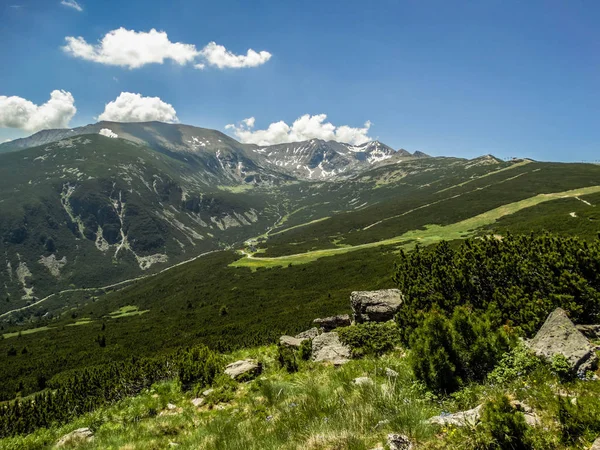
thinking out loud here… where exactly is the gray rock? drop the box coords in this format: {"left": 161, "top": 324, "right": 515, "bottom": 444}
{"left": 224, "top": 359, "right": 262, "bottom": 381}
{"left": 202, "top": 388, "right": 214, "bottom": 397}
{"left": 279, "top": 335, "right": 304, "bottom": 348}
{"left": 313, "top": 314, "right": 351, "bottom": 331}
{"left": 590, "top": 437, "right": 600, "bottom": 450}
{"left": 511, "top": 400, "right": 541, "bottom": 427}
{"left": 295, "top": 327, "right": 319, "bottom": 340}
{"left": 353, "top": 376, "right": 374, "bottom": 386}
{"left": 428, "top": 405, "right": 483, "bottom": 427}
{"left": 312, "top": 332, "right": 351, "bottom": 365}
{"left": 527, "top": 308, "right": 598, "bottom": 375}
{"left": 385, "top": 367, "right": 399, "bottom": 378}
{"left": 350, "top": 289, "right": 403, "bottom": 323}
{"left": 387, "top": 433, "right": 414, "bottom": 450}
{"left": 191, "top": 397, "right": 204, "bottom": 407}
{"left": 56, "top": 428, "right": 94, "bottom": 447}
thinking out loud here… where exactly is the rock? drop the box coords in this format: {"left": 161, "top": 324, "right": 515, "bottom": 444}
{"left": 279, "top": 335, "right": 304, "bottom": 348}
{"left": 295, "top": 327, "right": 319, "bottom": 339}
{"left": 224, "top": 359, "right": 262, "bottom": 381}
{"left": 191, "top": 397, "right": 205, "bottom": 407}
{"left": 312, "top": 332, "right": 351, "bottom": 365}
{"left": 350, "top": 289, "right": 403, "bottom": 323}
{"left": 353, "top": 376, "right": 374, "bottom": 386}
{"left": 167, "top": 403, "right": 177, "bottom": 410}
{"left": 576, "top": 324, "right": 600, "bottom": 340}
{"left": 590, "top": 437, "right": 600, "bottom": 450}
{"left": 387, "top": 433, "right": 414, "bottom": 450}
{"left": 202, "top": 388, "right": 214, "bottom": 397}
{"left": 56, "top": 428, "right": 94, "bottom": 447}
{"left": 428, "top": 405, "right": 483, "bottom": 427}
{"left": 385, "top": 367, "right": 399, "bottom": 378}
{"left": 527, "top": 308, "right": 598, "bottom": 375}
{"left": 313, "top": 314, "right": 351, "bottom": 332}
{"left": 511, "top": 400, "right": 541, "bottom": 427}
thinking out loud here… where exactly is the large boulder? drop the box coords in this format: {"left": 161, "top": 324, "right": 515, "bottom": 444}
{"left": 350, "top": 289, "right": 403, "bottom": 323}
{"left": 280, "top": 327, "right": 320, "bottom": 348}
{"left": 312, "top": 332, "right": 351, "bottom": 365}
{"left": 224, "top": 359, "right": 262, "bottom": 381}
{"left": 313, "top": 314, "right": 351, "bottom": 332}
{"left": 527, "top": 308, "right": 598, "bottom": 375}
{"left": 56, "top": 428, "right": 94, "bottom": 447}
{"left": 576, "top": 324, "right": 600, "bottom": 341}
{"left": 295, "top": 327, "right": 319, "bottom": 340}
{"left": 590, "top": 437, "right": 600, "bottom": 450}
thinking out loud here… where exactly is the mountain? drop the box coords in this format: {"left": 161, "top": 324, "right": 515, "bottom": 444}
{"left": 0, "top": 121, "right": 427, "bottom": 181}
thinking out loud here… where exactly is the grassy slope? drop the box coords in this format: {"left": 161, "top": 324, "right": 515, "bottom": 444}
{"left": 3, "top": 344, "right": 599, "bottom": 450}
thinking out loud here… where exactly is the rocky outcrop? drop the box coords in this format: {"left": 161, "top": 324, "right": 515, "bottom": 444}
{"left": 428, "top": 405, "right": 483, "bottom": 427}
{"left": 387, "top": 434, "right": 414, "bottom": 450}
{"left": 576, "top": 324, "right": 600, "bottom": 341}
{"left": 280, "top": 327, "right": 320, "bottom": 348}
{"left": 56, "top": 428, "right": 94, "bottom": 447}
{"left": 312, "top": 332, "right": 351, "bottom": 365}
{"left": 527, "top": 308, "right": 598, "bottom": 375}
{"left": 350, "top": 289, "right": 403, "bottom": 323}
{"left": 224, "top": 359, "right": 262, "bottom": 381}
{"left": 313, "top": 314, "right": 351, "bottom": 332}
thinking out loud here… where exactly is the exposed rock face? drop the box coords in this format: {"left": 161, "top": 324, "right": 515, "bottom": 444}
{"left": 387, "top": 434, "right": 414, "bottom": 450}
{"left": 312, "top": 332, "right": 351, "bottom": 365}
{"left": 56, "top": 428, "right": 94, "bottom": 447}
{"left": 350, "top": 289, "right": 403, "bottom": 323}
{"left": 280, "top": 327, "right": 320, "bottom": 348}
{"left": 295, "top": 327, "right": 319, "bottom": 340}
{"left": 313, "top": 314, "right": 351, "bottom": 332}
{"left": 428, "top": 405, "right": 483, "bottom": 427}
{"left": 590, "top": 437, "right": 600, "bottom": 450}
{"left": 527, "top": 308, "right": 598, "bottom": 375}
{"left": 224, "top": 359, "right": 262, "bottom": 381}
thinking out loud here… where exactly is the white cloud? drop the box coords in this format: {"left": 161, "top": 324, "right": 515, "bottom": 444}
{"left": 99, "top": 128, "right": 118, "bottom": 138}
{"left": 62, "top": 28, "right": 271, "bottom": 70}
{"left": 226, "top": 114, "right": 373, "bottom": 146}
{"left": 60, "top": 0, "right": 82, "bottom": 12}
{"left": 200, "top": 42, "right": 271, "bottom": 69}
{"left": 0, "top": 90, "right": 77, "bottom": 132}
{"left": 98, "top": 92, "right": 178, "bottom": 123}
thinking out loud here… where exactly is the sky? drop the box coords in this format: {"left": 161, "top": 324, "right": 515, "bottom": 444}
{"left": 0, "top": 0, "right": 598, "bottom": 161}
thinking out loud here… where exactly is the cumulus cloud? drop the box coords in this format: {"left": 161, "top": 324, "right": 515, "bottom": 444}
{"left": 98, "top": 92, "right": 178, "bottom": 123}
{"left": 99, "top": 128, "right": 118, "bottom": 138}
{"left": 60, "top": 0, "right": 82, "bottom": 12}
{"left": 62, "top": 28, "right": 271, "bottom": 70}
{"left": 225, "top": 114, "right": 373, "bottom": 146}
{"left": 0, "top": 90, "right": 77, "bottom": 132}
{"left": 199, "top": 42, "right": 271, "bottom": 69}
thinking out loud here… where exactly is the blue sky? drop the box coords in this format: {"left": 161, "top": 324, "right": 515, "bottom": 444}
{"left": 0, "top": 0, "right": 598, "bottom": 161}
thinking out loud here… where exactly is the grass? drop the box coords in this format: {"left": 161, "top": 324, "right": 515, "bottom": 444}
{"left": 2, "top": 326, "right": 50, "bottom": 339}
{"left": 108, "top": 305, "right": 149, "bottom": 318}
{"left": 231, "top": 185, "right": 600, "bottom": 270}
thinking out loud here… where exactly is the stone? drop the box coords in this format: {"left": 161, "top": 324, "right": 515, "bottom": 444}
{"left": 56, "top": 428, "right": 94, "bottom": 447}
{"left": 295, "top": 327, "right": 319, "bottom": 340}
{"left": 527, "top": 308, "right": 598, "bottom": 375}
{"left": 224, "top": 359, "right": 262, "bottom": 381}
{"left": 385, "top": 367, "right": 399, "bottom": 378}
{"left": 350, "top": 289, "right": 403, "bottom": 323}
{"left": 590, "top": 437, "right": 600, "bottom": 450}
{"left": 167, "top": 403, "right": 177, "bottom": 410}
{"left": 387, "top": 433, "right": 414, "bottom": 450}
{"left": 312, "top": 332, "right": 351, "bottom": 365}
{"left": 511, "top": 400, "right": 541, "bottom": 427}
{"left": 191, "top": 397, "right": 205, "bottom": 407}
{"left": 353, "top": 376, "right": 374, "bottom": 386}
{"left": 202, "top": 388, "right": 214, "bottom": 396}
{"left": 428, "top": 405, "right": 483, "bottom": 427}
{"left": 279, "top": 335, "right": 304, "bottom": 348}
{"left": 313, "top": 314, "right": 351, "bottom": 332}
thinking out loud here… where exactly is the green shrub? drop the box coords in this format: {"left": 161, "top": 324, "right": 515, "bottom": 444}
{"left": 550, "top": 354, "right": 574, "bottom": 383}
{"left": 478, "top": 394, "right": 533, "bottom": 450}
{"left": 277, "top": 344, "right": 299, "bottom": 373}
{"left": 487, "top": 343, "right": 540, "bottom": 385}
{"left": 410, "top": 307, "right": 511, "bottom": 394}
{"left": 298, "top": 339, "right": 312, "bottom": 361}
{"left": 337, "top": 321, "right": 400, "bottom": 358}
{"left": 178, "top": 345, "right": 223, "bottom": 391}
{"left": 558, "top": 394, "right": 600, "bottom": 443}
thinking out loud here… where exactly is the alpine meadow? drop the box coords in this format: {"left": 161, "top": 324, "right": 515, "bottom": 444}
{"left": 2, "top": 1, "right": 600, "bottom": 449}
